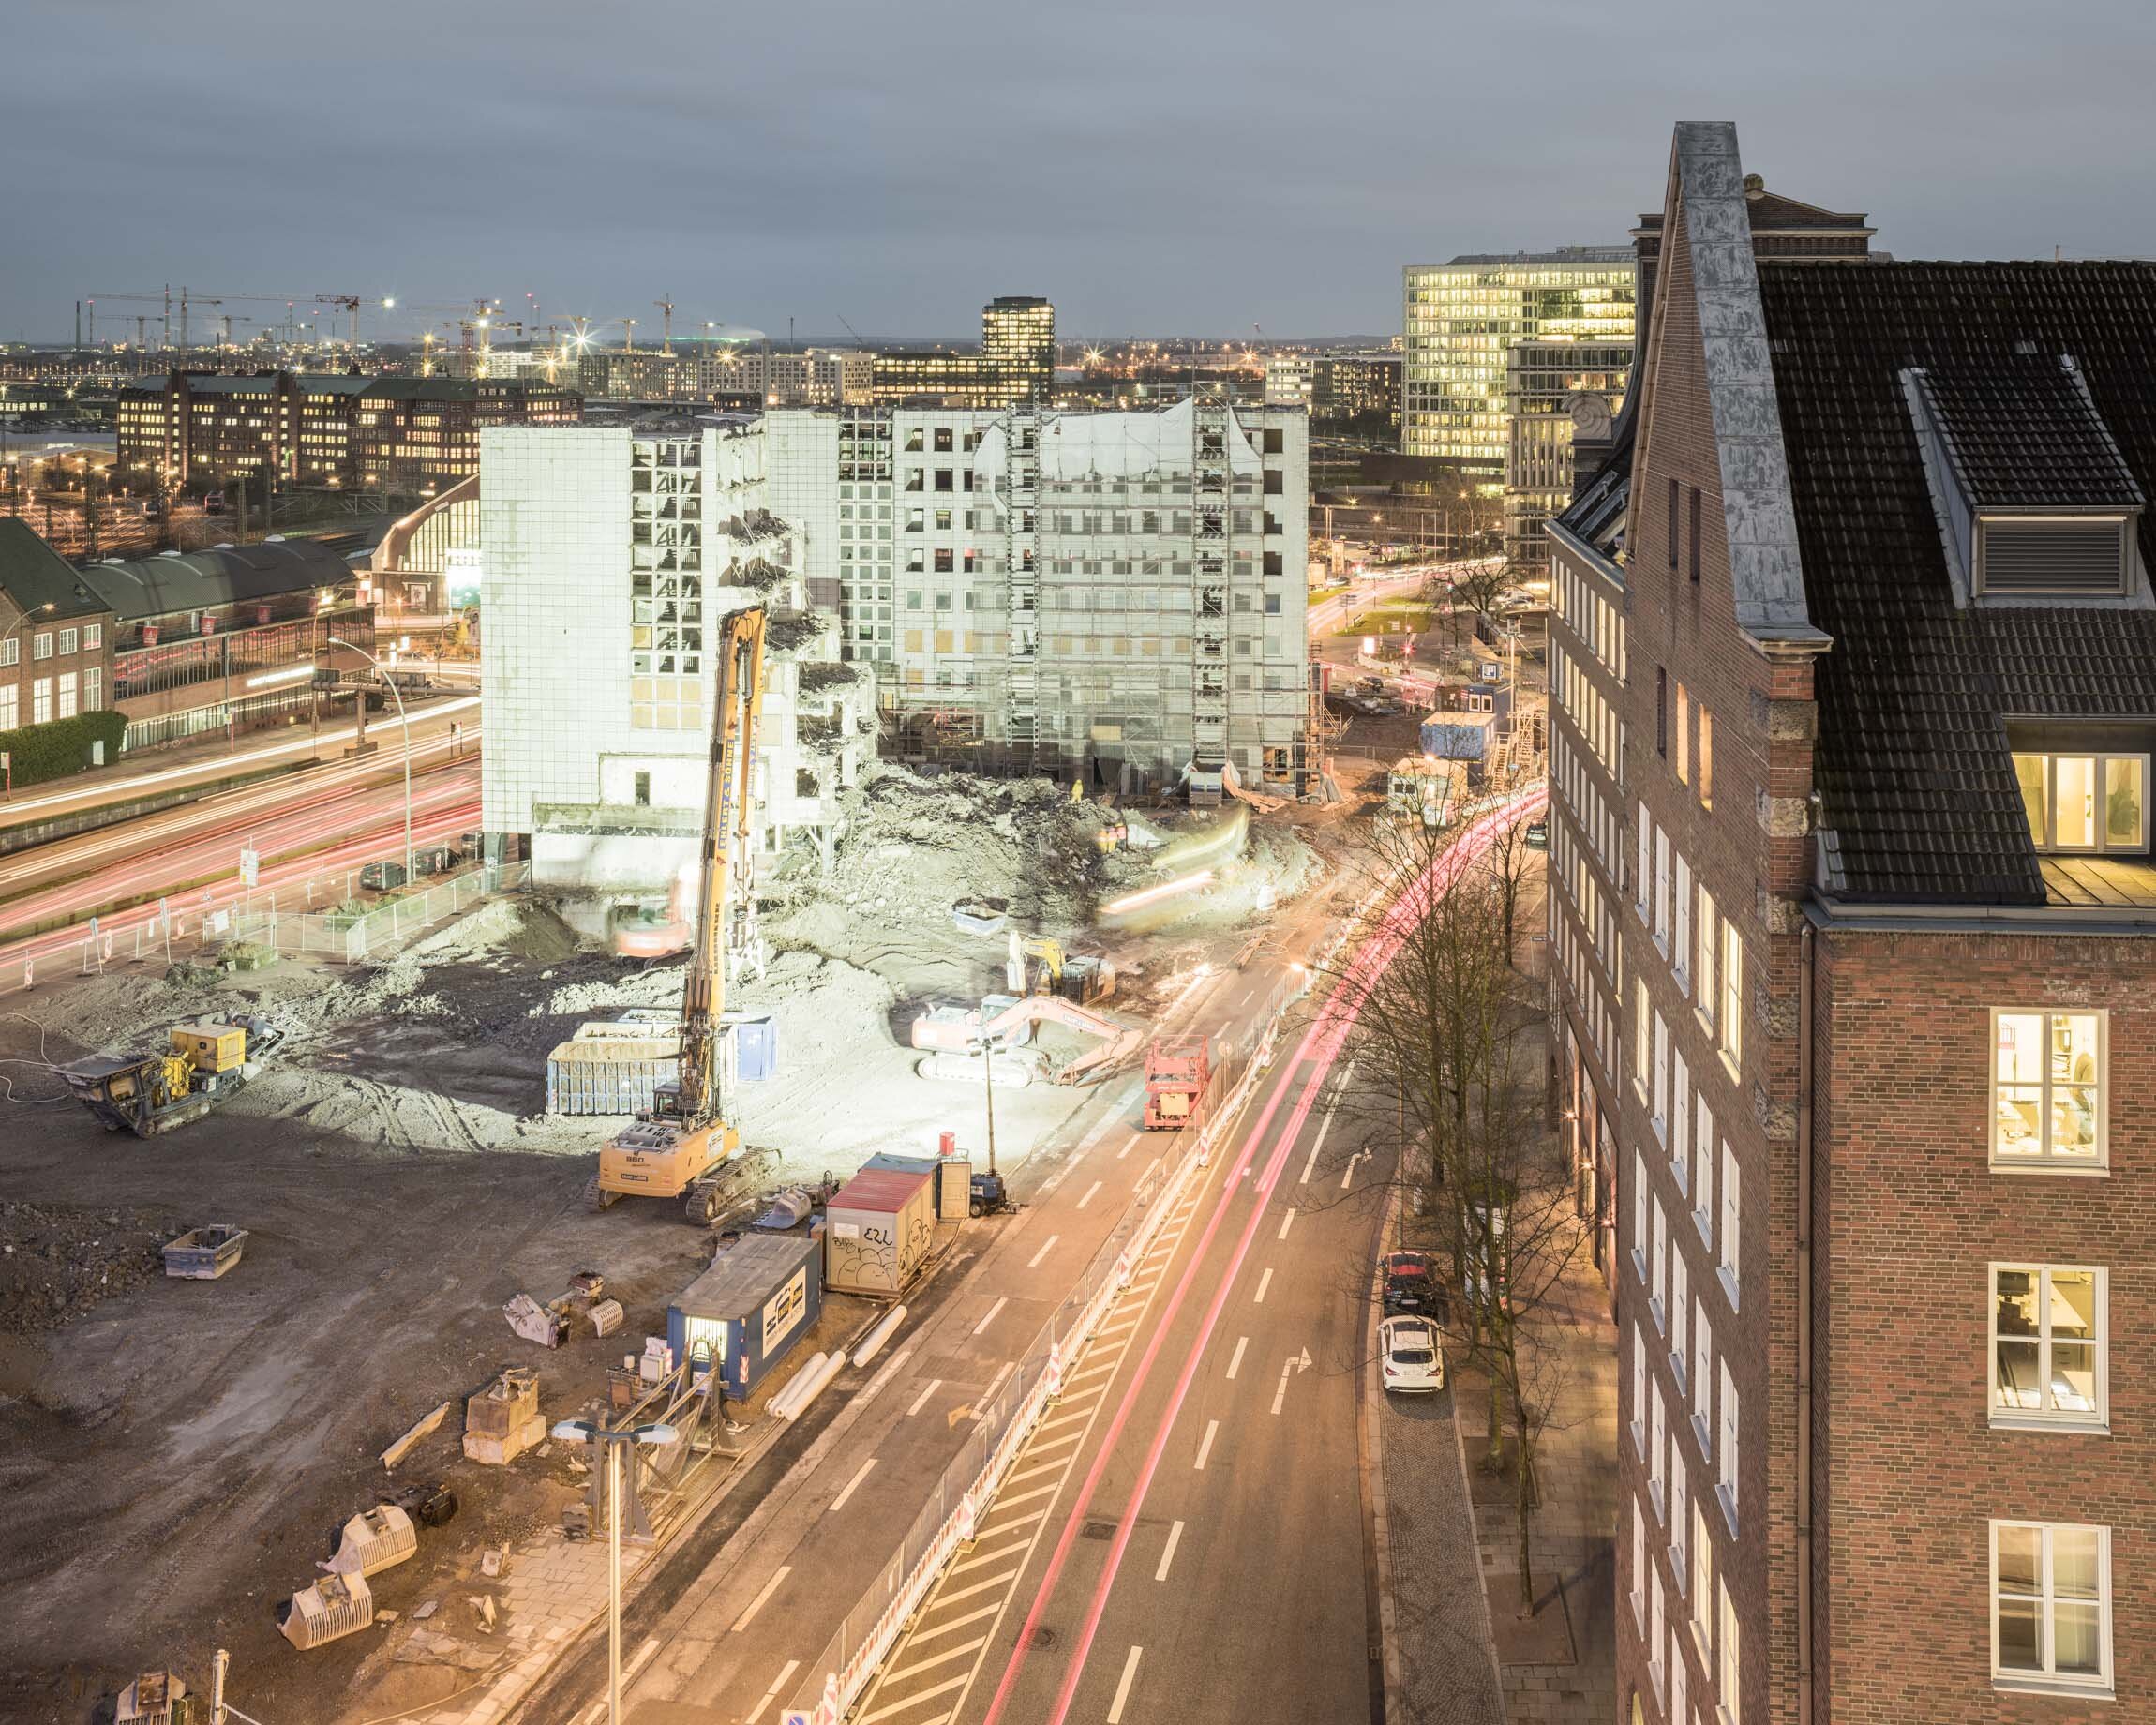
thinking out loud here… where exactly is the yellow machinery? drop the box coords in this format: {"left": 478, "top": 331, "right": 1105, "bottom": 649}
{"left": 1006, "top": 932, "right": 1065, "bottom": 995}
{"left": 63, "top": 1017, "right": 284, "bottom": 1138}
{"left": 590, "top": 606, "right": 768, "bottom": 1223}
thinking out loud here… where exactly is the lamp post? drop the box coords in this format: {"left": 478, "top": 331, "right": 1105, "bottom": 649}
{"left": 550, "top": 1418, "right": 679, "bottom": 1725}
{"left": 328, "top": 636, "right": 412, "bottom": 883}
{"left": 970, "top": 1028, "right": 1008, "bottom": 1178}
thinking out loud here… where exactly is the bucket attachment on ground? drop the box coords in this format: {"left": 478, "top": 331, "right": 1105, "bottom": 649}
{"left": 280, "top": 1570, "right": 373, "bottom": 1650}
{"left": 328, "top": 1503, "right": 419, "bottom": 1577}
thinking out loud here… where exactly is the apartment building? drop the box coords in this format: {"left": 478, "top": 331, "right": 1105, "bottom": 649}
{"left": 575, "top": 348, "right": 876, "bottom": 408}
{"left": 1554, "top": 122, "right": 2156, "bottom": 1725}
{"left": 1504, "top": 337, "right": 1632, "bottom": 579}
{"left": 763, "top": 398, "right": 1310, "bottom": 797}
{"left": 478, "top": 422, "right": 870, "bottom": 890}
{"left": 0, "top": 518, "right": 115, "bottom": 746}
{"left": 1402, "top": 248, "right": 1635, "bottom": 479}
{"left": 871, "top": 296, "right": 1055, "bottom": 410}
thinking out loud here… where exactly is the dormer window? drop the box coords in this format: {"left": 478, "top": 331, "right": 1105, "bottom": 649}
{"left": 1902, "top": 354, "right": 2148, "bottom": 610}
{"left": 2014, "top": 752, "right": 2149, "bottom": 854}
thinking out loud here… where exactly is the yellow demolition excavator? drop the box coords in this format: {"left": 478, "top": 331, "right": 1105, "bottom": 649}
{"left": 587, "top": 606, "right": 773, "bottom": 1223}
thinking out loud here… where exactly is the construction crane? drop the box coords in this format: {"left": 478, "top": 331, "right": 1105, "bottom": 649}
{"left": 590, "top": 605, "right": 771, "bottom": 1223}
{"left": 834, "top": 312, "right": 873, "bottom": 352}
{"left": 654, "top": 295, "right": 675, "bottom": 354}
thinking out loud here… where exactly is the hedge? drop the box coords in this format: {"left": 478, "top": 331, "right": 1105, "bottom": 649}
{"left": 0, "top": 710, "right": 128, "bottom": 789}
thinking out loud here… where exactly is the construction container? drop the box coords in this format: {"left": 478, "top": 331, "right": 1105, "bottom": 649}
{"left": 160, "top": 1223, "right": 248, "bottom": 1280}
{"left": 545, "top": 1020, "right": 738, "bottom": 1116}
{"left": 280, "top": 1570, "right": 374, "bottom": 1650}
{"left": 666, "top": 1232, "right": 822, "bottom": 1400}
{"left": 729, "top": 1012, "right": 777, "bottom": 1081}
{"left": 935, "top": 1157, "right": 973, "bottom": 1220}
{"left": 1418, "top": 710, "right": 1496, "bottom": 764}
{"left": 170, "top": 1023, "right": 247, "bottom": 1073}
{"left": 824, "top": 1164, "right": 937, "bottom": 1298}
{"left": 463, "top": 1367, "right": 544, "bottom": 1465}
{"left": 328, "top": 1504, "right": 419, "bottom": 1577}
{"left": 115, "top": 1671, "right": 195, "bottom": 1725}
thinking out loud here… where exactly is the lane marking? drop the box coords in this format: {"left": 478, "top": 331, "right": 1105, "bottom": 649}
{"left": 993, "top": 1479, "right": 1062, "bottom": 1511}
{"left": 1027, "top": 1235, "right": 1060, "bottom": 1269}
{"left": 729, "top": 1564, "right": 792, "bottom": 1632}
{"left": 857, "top": 1347, "right": 915, "bottom": 1408}
{"left": 1118, "top": 1132, "right": 1143, "bottom": 1160}
{"left": 1254, "top": 1268, "right": 1273, "bottom": 1304}
{"left": 1225, "top": 1336, "right": 1248, "bottom": 1380}
{"left": 1076, "top": 1179, "right": 1102, "bottom": 1210}
{"left": 1193, "top": 1419, "right": 1219, "bottom": 1471}
{"left": 907, "top": 1600, "right": 1003, "bottom": 1641}
{"left": 970, "top": 1361, "right": 1015, "bottom": 1420}
{"left": 973, "top": 1298, "right": 1008, "bottom": 1337}
{"left": 830, "top": 1458, "right": 878, "bottom": 1514}
{"left": 1271, "top": 1365, "right": 1291, "bottom": 1416}
{"left": 906, "top": 1379, "right": 944, "bottom": 1417}
{"left": 1277, "top": 1208, "right": 1295, "bottom": 1241}
{"left": 1340, "top": 1148, "right": 1370, "bottom": 1191}
{"left": 1107, "top": 1646, "right": 1144, "bottom": 1724}
{"left": 1001, "top": 1455, "right": 1066, "bottom": 1488}
{"left": 861, "top": 1672, "right": 969, "bottom": 1725}
{"left": 751, "top": 1658, "right": 800, "bottom": 1718}
{"left": 929, "top": 1568, "right": 1022, "bottom": 1609}
{"left": 1068, "top": 1359, "right": 1116, "bottom": 1384}
{"left": 883, "top": 1635, "right": 989, "bottom": 1687}
{"left": 1299, "top": 1100, "right": 1339, "bottom": 1184}
{"left": 1026, "top": 1428, "right": 1085, "bottom": 1454}
{"left": 1154, "top": 1521, "right": 1184, "bottom": 1582}
{"left": 623, "top": 1637, "right": 660, "bottom": 1681}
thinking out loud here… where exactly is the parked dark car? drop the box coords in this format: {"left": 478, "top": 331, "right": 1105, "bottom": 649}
{"left": 358, "top": 860, "right": 408, "bottom": 892}
{"left": 1382, "top": 1249, "right": 1445, "bottom": 1318}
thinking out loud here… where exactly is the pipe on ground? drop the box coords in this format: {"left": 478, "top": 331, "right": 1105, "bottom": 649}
{"left": 766, "top": 1352, "right": 827, "bottom": 1422}
{"left": 853, "top": 1305, "right": 907, "bottom": 1370}
{"left": 777, "top": 1349, "right": 846, "bottom": 1422}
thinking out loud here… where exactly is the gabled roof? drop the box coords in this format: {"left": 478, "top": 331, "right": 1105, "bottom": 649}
{"left": 1759, "top": 261, "right": 2156, "bottom": 904}
{"left": 77, "top": 538, "right": 352, "bottom": 622}
{"left": 0, "top": 519, "right": 110, "bottom": 622}
{"left": 1906, "top": 353, "right": 2145, "bottom": 511}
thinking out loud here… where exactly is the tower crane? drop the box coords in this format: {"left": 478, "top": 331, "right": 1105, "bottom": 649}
{"left": 654, "top": 295, "right": 675, "bottom": 354}
{"left": 590, "top": 605, "right": 771, "bottom": 1222}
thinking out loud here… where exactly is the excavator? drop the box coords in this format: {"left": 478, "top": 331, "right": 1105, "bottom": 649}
{"left": 908, "top": 993, "right": 1145, "bottom": 1087}
{"left": 588, "top": 606, "right": 775, "bottom": 1223}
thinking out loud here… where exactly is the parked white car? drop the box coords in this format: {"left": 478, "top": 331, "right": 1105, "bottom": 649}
{"left": 1380, "top": 1315, "right": 1445, "bottom": 1393}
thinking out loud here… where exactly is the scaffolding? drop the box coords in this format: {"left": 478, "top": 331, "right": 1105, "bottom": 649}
{"left": 1188, "top": 396, "right": 1233, "bottom": 802}
{"left": 1002, "top": 407, "right": 1042, "bottom": 771}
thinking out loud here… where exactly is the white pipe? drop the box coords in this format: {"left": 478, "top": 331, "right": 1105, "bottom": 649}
{"left": 852, "top": 1305, "right": 907, "bottom": 1369}
{"left": 766, "top": 1352, "right": 826, "bottom": 1421}
{"left": 778, "top": 1349, "right": 846, "bottom": 1421}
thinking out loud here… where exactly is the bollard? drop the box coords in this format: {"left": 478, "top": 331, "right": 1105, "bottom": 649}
{"left": 22, "top": 957, "right": 32, "bottom": 991}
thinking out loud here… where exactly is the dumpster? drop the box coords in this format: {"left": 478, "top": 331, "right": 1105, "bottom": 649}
{"left": 824, "top": 1164, "right": 937, "bottom": 1298}
{"left": 666, "top": 1232, "right": 822, "bottom": 1400}
{"left": 161, "top": 1223, "right": 248, "bottom": 1280}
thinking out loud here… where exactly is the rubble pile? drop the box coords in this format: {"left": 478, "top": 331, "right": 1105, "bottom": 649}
{"left": 0, "top": 1200, "right": 169, "bottom": 1333}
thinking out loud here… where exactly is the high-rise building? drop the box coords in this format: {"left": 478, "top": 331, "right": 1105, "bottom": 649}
{"left": 1401, "top": 248, "right": 1634, "bottom": 481}
{"left": 1550, "top": 123, "right": 2155, "bottom": 1725}
{"left": 872, "top": 296, "right": 1055, "bottom": 409}
{"left": 1502, "top": 337, "right": 1631, "bottom": 579}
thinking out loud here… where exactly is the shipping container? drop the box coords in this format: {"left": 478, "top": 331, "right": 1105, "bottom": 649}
{"left": 824, "top": 1164, "right": 937, "bottom": 1298}
{"left": 1418, "top": 711, "right": 1496, "bottom": 763}
{"left": 666, "top": 1232, "right": 823, "bottom": 1400}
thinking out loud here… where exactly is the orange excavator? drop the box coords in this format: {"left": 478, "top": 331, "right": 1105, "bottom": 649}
{"left": 588, "top": 606, "right": 773, "bottom": 1222}
{"left": 909, "top": 993, "right": 1145, "bottom": 1087}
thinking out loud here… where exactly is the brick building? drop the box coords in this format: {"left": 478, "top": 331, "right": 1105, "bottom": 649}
{"left": 1550, "top": 122, "right": 2156, "bottom": 1725}
{"left": 0, "top": 518, "right": 116, "bottom": 742}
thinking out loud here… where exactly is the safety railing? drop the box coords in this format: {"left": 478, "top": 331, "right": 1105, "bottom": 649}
{"left": 225, "top": 862, "right": 531, "bottom": 962}
{"left": 784, "top": 974, "right": 1300, "bottom": 1724}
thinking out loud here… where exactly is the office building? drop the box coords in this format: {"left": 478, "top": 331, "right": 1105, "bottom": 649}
{"left": 871, "top": 297, "right": 1055, "bottom": 409}
{"left": 1265, "top": 353, "right": 1402, "bottom": 437}
{"left": 1401, "top": 248, "right": 1635, "bottom": 480}
{"left": 575, "top": 348, "right": 876, "bottom": 409}
{"left": 764, "top": 397, "right": 1310, "bottom": 796}
{"left": 1547, "top": 123, "right": 2154, "bottom": 1725}
{"left": 1502, "top": 337, "right": 1631, "bottom": 579}
{"left": 478, "top": 421, "right": 870, "bottom": 889}
{"left": 116, "top": 371, "right": 578, "bottom": 492}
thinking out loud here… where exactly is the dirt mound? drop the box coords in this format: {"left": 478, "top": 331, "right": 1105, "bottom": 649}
{"left": 410, "top": 895, "right": 581, "bottom": 967}
{"left": 0, "top": 1200, "right": 172, "bottom": 1334}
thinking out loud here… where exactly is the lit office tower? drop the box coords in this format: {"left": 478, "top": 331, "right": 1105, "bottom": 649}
{"left": 874, "top": 296, "right": 1055, "bottom": 409}
{"left": 1401, "top": 248, "right": 1635, "bottom": 483}
{"left": 1503, "top": 336, "right": 1632, "bottom": 579}
{"left": 981, "top": 297, "right": 1055, "bottom": 403}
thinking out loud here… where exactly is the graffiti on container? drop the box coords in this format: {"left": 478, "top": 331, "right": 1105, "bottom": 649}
{"left": 829, "top": 1209, "right": 933, "bottom": 1291}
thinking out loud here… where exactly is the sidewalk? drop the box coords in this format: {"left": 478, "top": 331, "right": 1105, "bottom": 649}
{"left": 1457, "top": 1222, "right": 1619, "bottom": 1725}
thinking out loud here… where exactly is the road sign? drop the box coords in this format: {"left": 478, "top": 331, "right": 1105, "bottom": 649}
{"left": 240, "top": 847, "right": 260, "bottom": 888}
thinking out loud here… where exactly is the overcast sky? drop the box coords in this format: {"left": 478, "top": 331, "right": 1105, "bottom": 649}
{"left": 7, "top": 0, "right": 2152, "bottom": 344}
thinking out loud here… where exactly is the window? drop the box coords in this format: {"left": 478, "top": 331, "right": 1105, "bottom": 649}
{"left": 1676, "top": 684, "right": 1690, "bottom": 782}
{"left": 1655, "top": 667, "right": 1669, "bottom": 757}
{"left": 1674, "top": 859, "right": 1692, "bottom": 997}
{"left": 1669, "top": 1252, "right": 1689, "bottom": 1388}
{"left": 1687, "top": 487, "right": 1703, "bottom": 584}
{"left": 0, "top": 638, "right": 16, "bottom": 668}
{"left": 1633, "top": 1150, "right": 1649, "bottom": 1282}
{"left": 32, "top": 631, "right": 52, "bottom": 660}
{"left": 84, "top": 668, "right": 101, "bottom": 711}
{"left": 1718, "top": 924, "right": 1744, "bottom": 1070}
{"left": 1699, "top": 709, "right": 1714, "bottom": 809}
{"left": 32, "top": 677, "right": 51, "bottom": 725}
{"left": 1692, "top": 1102, "right": 1714, "bottom": 1243}
{"left": 1631, "top": 1500, "right": 1647, "bottom": 1630}
{"left": 1650, "top": 1568, "right": 1667, "bottom": 1703}
{"left": 1718, "top": 1147, "right": 1740, "bottom": 1305}
{"left": 56, "top": 671, "right": 76, "bottom": 720}
{"left": 1636, "top": 804, "right": 1651, "bottom": 919}
{"left": 1990, "top": 1266, "right": 2104, "bottom": 1428}
{"left": 84, "top": 622, "right": 102, "bottom": 651}
{"left": 58, "top": 627, "right": 78, "bottom": 655}
{"left": 1979, "top": 518, "right": 2130, "bottom": 597}
{"left": 1670, "top": 1053, "right": 1690, "bottom": 1184}
{"left": 1667, "top": 477, "right": 1680, "bottom": 571}
{"left": 632, "top": 771, "right": 651, "bottom": 807}
{"left": 1716, "top": 1362, "right": 1739, "bottom": 1533}
{"left": 1652, "top": 1200, "right": 1668, "bottom": 1331}
{"left": 1650, "top": 1383, "right": 1667, "bottom": 1518}
{"left": 1991, "top": 1010, "right": 2104, "bottom": 1165}
{"left": 1693, "top": 1302, "right": 1714, "bottom": 1450}
{"left": 1653, "top": 1012, "right": 1669, "bottom": 1142}
{"left": 1716, "top": 1581, "right": 1741, "bottom": 1723}
{"left": 1633, "top": 980, "right": 1651, "bottom": 1100}
{"left": 1654, "top": 831, "right": 1670, "bottom": 949}
{"left": 1669, "top": 1445, "right": 1689, "bottom": 1592}
{"left": 1631, "top": 1324, "right": 1647, "bottom": 1454}
{"left": 1690, "top": 1500, "right": 1714, "bottom": 1657}
{"left": 1695, "top": 889, "right": 1718, "bottom": 1033}
{"left": 1992, "top": 1522, "right": 2110, "bottom": 1694}
{"left": 2014, "top": 752, "right": 2148, "bottom": 852}
{"left": 0, "top": 685, "right": 15, "bottom": 729}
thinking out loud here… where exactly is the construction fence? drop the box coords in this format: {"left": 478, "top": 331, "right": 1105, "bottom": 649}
{"left": 226, "top": 862, "right": 532, "bottom": 963}
{"left": 784, "top": 973, "right": 1300, "bottom": 1724}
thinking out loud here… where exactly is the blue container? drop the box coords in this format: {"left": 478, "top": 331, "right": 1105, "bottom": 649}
{"left": 730, "top": 1012, "right": 778, "bottom": 1083}
{"left": 666, "top": 1232, "right": 822, "bottom": 1399}
{"left": 1418, "top": 713, "right": 1493, "bottom": 762}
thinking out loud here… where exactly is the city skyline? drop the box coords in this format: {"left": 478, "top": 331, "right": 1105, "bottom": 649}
{"left": 7, "top": 0, "right": 2153, "bottom": 344}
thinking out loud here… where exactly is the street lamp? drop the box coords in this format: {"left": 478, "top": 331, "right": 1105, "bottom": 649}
{"left": 969, "top": 1028, "right": 1009, "bottom": 1178}
{"left": 550, "top": 1418, "right": 679, "bottom": 1725}
{"left": 327, "top": 636, "right": 412, "bottom": 884}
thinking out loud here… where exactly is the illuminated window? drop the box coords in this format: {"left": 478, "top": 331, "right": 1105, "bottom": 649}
{"left": 1991, "top": 1011, "right": 2104, "bottom": 1166}
{"left": 1990, "top": 1265, "right": 2104, "bottom": 1428}
{"left": 2013, "top": 752, "right": 2147, "bottom": 853}
{"left": 1992, "top": 1522, "right": 2110, "bottom": 1694}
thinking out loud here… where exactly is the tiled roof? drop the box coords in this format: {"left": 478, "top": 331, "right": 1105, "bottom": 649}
{"left": 1908, "top": 353, "right": 2145, "bottom": 510}
{"left": 0, "top": 519, "right": 109, "bottom": 622}
{"left": 1759, "top": 261, "right": 2156, "bottom": 905}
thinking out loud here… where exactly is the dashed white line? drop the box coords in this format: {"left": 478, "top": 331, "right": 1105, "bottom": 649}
{"left": 973, "top": 1297, "right": 1008, "bottom": 1337}
{"left": 622, "top": 1637, "right": 661, "bottom": 1681}
{"left": 1155, "top": 1521, "right": 1185, "bottom": 1582}
{"left": 1254, "top": 1268, "right": 1273, "bottom": 1304}
{"left": 1277, "top": 1208, "right": 1296, "bottom": 1241}
{"left": 1076, "top": 1179, "right": 1102, "bottom": 1209}
{"left": 830, "top": 1458, "right": 878, "bottom": 1513}
{"left": 1271, "top": 1366, "right": 1291, "bottom": 1416}
{"left": 906, "top": 1378, "right": 944, "bottom": 1417}
{"left": 972, "top": 1361, "right": 1014, "bottom": 1417}
{"left": 1107, "top": 1645, "right": 1144, "bottom": 1722}
{"left": 750, "top": 1658, "right": 800, "bottom": 1718}
{"left": 1194, "top": 1418, "right": 1219, "bottom": 1471}
{"left": 1300, "top": 1102, "right": 1338, "bottom": 1184}
{"left": 1026, "top": 1234, "right": 1060, "bottom": 1269}
{"left": 1118, "top": 1132, "right": 1143, "bottom": 1160}
{"left": 729, "top": 1564, "right": 792, "bottom": 1632}
{"left": 1225, "top": 1335, "right": 1249, "bottom": 1380}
